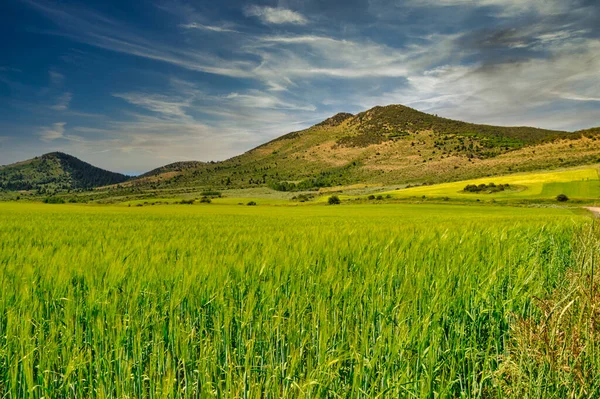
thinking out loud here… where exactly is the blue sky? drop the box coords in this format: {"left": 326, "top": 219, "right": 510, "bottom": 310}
{"left": 1, "top": 0, "right": 599, "bottom": 174}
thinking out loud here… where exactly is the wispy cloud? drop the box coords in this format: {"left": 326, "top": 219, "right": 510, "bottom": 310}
{"left": 39, "top": 122, "right": 66, "bottom": 141}
{"left": 113, "top": 92, "right": 193, "bottom": 120}
{"left": 0, "top": 67, "right": 22, "bottom": 73}
{"left": 357, "top": 38, "right": 600, "bottom": 130}
{"left": 22, "top": 0, "right": 255, "bottom": 78}
{"left": 244, "top": 6, "right": 308, "bottom": 25}
{"left": 48, "top": 70, "right": 65, "bottom": 86}
{"left": 225, "top": 91, "right": 316, "bottom": 111}
{"left": 51, "top": 92, "right": 72, "bottom": 111}
{"left": 405, "top": 0, "right": 575, "bottom": 17}
{"left": 555, "top": 93, "right": 600, "bottom": 102}
{"left": 9, "top": 0, "right": 600, "bottom": 172}
{"left": 179, "top": 22, "right": 239, "bottom": 33}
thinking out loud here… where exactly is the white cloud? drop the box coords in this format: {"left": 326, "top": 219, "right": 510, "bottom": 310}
{"left": 113, "top": 92, "right": 193, "bottom": 120}
{"left": 244, "top": 5, "right": 308, "bottom": 25}
{"left": 17, "top": 0, "right": 600, "bottom": 171}
{"left": 357, "top": 38, "right": 600, "bottom": 130}
{"left": 225, "top": 91, "right": 316, "bottom": 111}
{"left": 179, "top": 23, "right": 239, "bottom": 33}
{"left": 23, "top": 0, "right": 254, "bottom": 79}
{"left": 51, "top": 92, "right": 72, "bottom": 111}
{"left": 554, "top": 93, "right": 600, "bottom": 102}
{"left": 39, "top": 122, "right": 66, "bottom": 141}
{"left": 405, "top": 0, "right": 574, "bottom": 17}
{"left": 49, "top": 70, "right": 65, "bottom": 86}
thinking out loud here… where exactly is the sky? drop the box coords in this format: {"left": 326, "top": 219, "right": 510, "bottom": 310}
{"left": 0, "top": 0, "right": 599, "bottom": 174}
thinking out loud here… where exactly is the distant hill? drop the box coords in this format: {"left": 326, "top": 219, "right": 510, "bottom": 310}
{"left": 4, "top": 105, "right": 600, "bottom": 194}
{"left": 0, "top": 152, "right": 130, "bottom": 192}
{"left": 140, "top": 161, "right": 205, "bottom": 178}
{"left": 119, "top": 104, "right": 600, "bottom": 191}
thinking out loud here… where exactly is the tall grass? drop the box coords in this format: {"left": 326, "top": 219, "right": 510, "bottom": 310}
{"left": 498, "top": 221, "right": 600, "bottom": 397}
{"left": 0, "top": 203, "right": 590, "bottom": 397}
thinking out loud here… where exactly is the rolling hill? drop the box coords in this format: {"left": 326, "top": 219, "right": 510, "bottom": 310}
{"left": 3, "top": 104, "right": 599, "bottom": 195}
{"left": 117, "top": 104, "right": 600, "bottom": 192}
{"left": 0, "top": 152, "right": 130, "bottom": 192}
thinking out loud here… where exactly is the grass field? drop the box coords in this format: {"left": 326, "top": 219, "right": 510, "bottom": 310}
{"left": 383, "top": 167, "right": 600, "bottom": 201}
{"left": 110, "top": 166, "right": 600, "bottom": 208}
{"left": 1, "top": 202, "right": 599, "bottom": 397}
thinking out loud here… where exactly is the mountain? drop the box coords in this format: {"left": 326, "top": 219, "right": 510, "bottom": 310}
{"left": 139, "top": 161, "right": 205, "bottom": 178}
{"left": 0, "top": 152, "right": 130, "bottom": 192}
{"left": 4, "top": 105, "right": 599, "bottom": 195}
{"left": 119, "top": 104, "right": 600, "bottom": 191}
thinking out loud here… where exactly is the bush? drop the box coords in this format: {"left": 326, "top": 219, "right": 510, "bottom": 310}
{"left": 293, "top": 194, "right": 313, "bottom": 203}
{"left": 201, "top": 191, "right": 221, "bottom": 198}
{"left": 556, "top": 194, "right": 569, "bottom": 202}
{"left": 464, "top": 183, "right": 509, "bottom": 193}
{"left": 368, "top": 195, "right": 375, "bottom": 200}
{"left": 376, "top": 195, "right": 384, "bottom": 200}
{"left": 328, "top": 195, "right": 341, "bottom": 205}
{"left": 247, "top": 201, "right": 257, "bottom": 206}
{"left": 199, "top": 197, "right": 211, "bottom": 204}
{"left": 43, "top": 197, "right": 65, "bottom": 204}
{"left": 180, "top": 199, "right": 195, "bottom": 205}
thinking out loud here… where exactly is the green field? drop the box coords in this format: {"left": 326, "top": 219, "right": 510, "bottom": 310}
{"left": 1, "top": 202, "right": 599, "bottom": 397}
{"left": 110, "top": 166, "right": 600, "bottom": 208}
{"left": 383, "top": 167, "right": 600, "bottom": 201}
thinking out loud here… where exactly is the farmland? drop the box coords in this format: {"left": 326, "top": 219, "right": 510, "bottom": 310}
{"left": 383, "top": 167, "right": 600, "bottom": 202}
{"left": 1, "top": 202, "right": 598, "bottom": 397}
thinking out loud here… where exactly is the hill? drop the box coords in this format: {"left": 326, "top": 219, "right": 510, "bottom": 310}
{"left": 0, "top": 152, "right": 130, "bottom": 192}
{"left": 118, "top": 104, "right": 600, "bottom": 192}
{"left": 140, "top": 161, "right": 205, "bottom": 178}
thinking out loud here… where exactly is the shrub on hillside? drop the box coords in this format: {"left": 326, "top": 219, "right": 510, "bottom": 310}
{"left": 43, "top": 197, "right": 65, "bottom": 204}
{"left": 247, "top": 201, "right": 257, "bottom": 206}
{"left": 556, "top": 194, "right": 569, "bottom": 202}
{"left": 328, "top": 195, "right": 341, "bottom": 205}
{"left": 199, "top": 197, "right": 211, "bottom": 204}
{"left": 464, "top": 183, "right": 509, "bottom": 193}
{"left": 292, "top": 194, "right": 313, "bottom": 203}
{"left": 201, "top": 190, "right": 222, "bottom": 198}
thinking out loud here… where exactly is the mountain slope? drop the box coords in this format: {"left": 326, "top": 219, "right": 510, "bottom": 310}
{"left": 0, "top": 152, "right": 130, "bottom": 191}
{"left": 119, "top": 104, "right": 600, "bottom": 191}
{"left": 140, "top": 161, "right": 205, "bottom": 178}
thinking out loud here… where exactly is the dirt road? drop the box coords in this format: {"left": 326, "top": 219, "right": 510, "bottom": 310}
{"left": 586, "top": 207, "right": 600, "bottom": 217}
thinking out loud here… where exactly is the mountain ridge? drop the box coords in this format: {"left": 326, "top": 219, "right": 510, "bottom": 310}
{"left": 0, "top": 152, "right": 130, "bottom": 192}
{"left": 2, "top": 104, "right": 599, "bottom": 193}
{"left": 116, "top": 104, "right": 598, "bottom": 192}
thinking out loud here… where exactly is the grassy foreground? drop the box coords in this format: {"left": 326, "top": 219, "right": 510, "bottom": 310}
{"left": 0, "top": 203, "right": 598, "bottom": 397}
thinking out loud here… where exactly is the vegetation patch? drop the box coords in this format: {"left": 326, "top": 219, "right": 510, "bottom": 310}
{"left": 0, "top": 203, "right": 591, "bottom": 397}
{"left": 463, "top": 182, "right": 510, "bottom": 193}
{"left": 328, "top": 195, "right": 341, "bottom": 204}
{"left": 497, "top": 224, "right": 600, "bottom": 397}
{"left": 291, "top": 193, "right": 314, "bottom": 202}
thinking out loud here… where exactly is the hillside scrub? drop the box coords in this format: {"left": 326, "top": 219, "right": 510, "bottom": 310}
{"left": 464, "top": 183, "right": 510, "bottom": 193}
{"left": 328, "top": 195, "right": 341, "bottom": 205}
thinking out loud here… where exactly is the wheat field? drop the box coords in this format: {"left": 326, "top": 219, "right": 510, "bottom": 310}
{"left": 0, "top": 203, "right": 598, "bottom": 397}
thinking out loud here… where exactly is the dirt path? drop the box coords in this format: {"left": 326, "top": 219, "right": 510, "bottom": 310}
{"left": 585, "top": 207, "right": 600, "bottom": 217}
